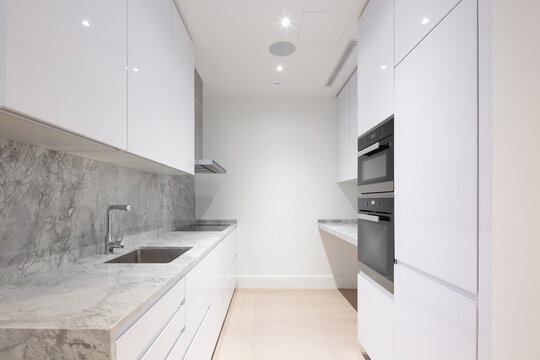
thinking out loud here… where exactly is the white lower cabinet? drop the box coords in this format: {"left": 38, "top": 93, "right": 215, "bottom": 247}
{"left": 357, "top": 272, "right": 393, "bottom": 360}
{"left": 394, "top": 265, "right": 477, "bottom": 360}
{"left": 184, "top": 230, "right": 237, "bottom": 359}
{"left": 116, "top": 278, "right": 185, "bottom": 360}
{"left": 114, "top": 229, "right": 237, "bottom": 360}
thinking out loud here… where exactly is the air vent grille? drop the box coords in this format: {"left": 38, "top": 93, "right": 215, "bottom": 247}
{"left": 325, "top": 40, "right": 357, "bottom": 87}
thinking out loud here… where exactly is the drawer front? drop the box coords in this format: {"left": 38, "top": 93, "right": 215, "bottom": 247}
{"left": 116, "top": 278, "right": 185, "bottom": 360}
{"left": 166, "top": 327, "right": 188, "bottom": 360}
{"left": 394, "top": 265, "right": 477, "bottom": 360}
{"left": 141, "top": 304, "right": 185, "bottom": 360}
{"left": 357, "top": 272, "right": 394, "bottom": 360}
{"left": 223, "top": 256, "right": 237, "bottom": 311}
{"left": 395, "top": 0, "right": 461, "bottom": 64}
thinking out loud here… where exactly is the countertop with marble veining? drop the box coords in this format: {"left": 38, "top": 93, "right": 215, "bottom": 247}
{"left": 318, "top": 220, "right": 357, "bottom": 246}
{"left": 0, "top": 224, "right": 236, "bottom": 333}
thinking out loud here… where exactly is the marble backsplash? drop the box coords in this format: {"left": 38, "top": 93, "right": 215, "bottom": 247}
{"left": 0, "top": 138, "right": 195, "bottom": 285}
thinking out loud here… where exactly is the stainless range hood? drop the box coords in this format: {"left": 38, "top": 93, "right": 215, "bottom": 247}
{"left": 195, "top": 159, "right": 227, "bottom": 174}
{"left": 194, "top": 71, "right": 227, "bottom": 174}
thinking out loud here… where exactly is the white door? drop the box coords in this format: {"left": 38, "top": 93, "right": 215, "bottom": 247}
{"left": 171, "top": 2, "right": 194, "bottom": 174}
{"left": 337, "top": 81, "right": 351, "bottom": 182}
{"left": 394, "top": 0, "right": 478, "bottom": 294}
{"left": 394, "top": 265, "right": 477, "bottom": 360}
{"left": 4, "top": 0, "right": 127, "bottom": 149}
{"left": 127, "top": 0, "right": 172, "bottom": 166}
{"left": 394, "top": 0, "right": 462, "bottom": 64}
{"left": 357, "top": 0, "right": 394, "bottom": 137}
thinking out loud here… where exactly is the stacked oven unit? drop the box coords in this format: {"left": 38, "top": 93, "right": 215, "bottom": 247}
{"left": 357, "top": 116, "right": 394, "bottom": 294}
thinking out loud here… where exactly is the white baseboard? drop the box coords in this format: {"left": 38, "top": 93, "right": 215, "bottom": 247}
{"left": 237, "top": 274, "right": 357, "bottom": 289}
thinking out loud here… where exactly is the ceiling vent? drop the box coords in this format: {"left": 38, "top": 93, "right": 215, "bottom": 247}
{"left": 325, "top": 40, "right": 357, "bottom": 87}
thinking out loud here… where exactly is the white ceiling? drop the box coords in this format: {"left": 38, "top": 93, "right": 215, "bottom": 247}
{"left": 174, "top": 0, "right": 368, "bottom": 97}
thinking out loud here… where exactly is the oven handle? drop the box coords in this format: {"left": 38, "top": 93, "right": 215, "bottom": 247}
{"left": 357, "top": 213, "right": 382, "bottom": 222}
{"left": 358, "top": 141, "right": 390, "bottom": 157}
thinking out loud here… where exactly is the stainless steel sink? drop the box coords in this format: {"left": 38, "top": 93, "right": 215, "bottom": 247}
{"left": 176, "top": 224, "right": 228, "bottom": 232}
{"left": 105, "top": 247, "right": 192, "bottom": 264}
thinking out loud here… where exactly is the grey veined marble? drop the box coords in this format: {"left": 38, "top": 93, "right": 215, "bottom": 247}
{"left": 0, "top": 138, "right": 195, "bottom": 285}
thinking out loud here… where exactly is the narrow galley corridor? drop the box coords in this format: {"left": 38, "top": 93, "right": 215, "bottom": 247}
{"left": 213, "top": 289, "right": 367, "bottom": 360}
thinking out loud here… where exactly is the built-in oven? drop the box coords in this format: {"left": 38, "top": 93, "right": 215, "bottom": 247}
{"left": 357, "top": 192, "right": 394, "bottom": 294}
{"left": 357, "top": 116, "right": 393, "bottom": 194}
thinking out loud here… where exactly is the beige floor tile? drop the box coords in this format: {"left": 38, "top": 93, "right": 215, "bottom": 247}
{"left": 213, "top": 289, "right": 366, "bottom": 360}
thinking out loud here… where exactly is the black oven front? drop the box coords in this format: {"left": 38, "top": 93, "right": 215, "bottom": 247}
{"left": 357, "top": 117, "right": 393, "bottom": 194}
{"left": 357, "top": 193, "right": 394, "bottom": 294}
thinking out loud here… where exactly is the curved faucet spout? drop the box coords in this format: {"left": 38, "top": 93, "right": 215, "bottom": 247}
{"left": 105, "top": 205, "right": 133, "bottom": 254}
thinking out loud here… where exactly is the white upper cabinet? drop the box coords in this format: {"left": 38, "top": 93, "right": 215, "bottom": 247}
{"left": 1, "top": 0, "right": 128, "bottom": 149}
{"left": 128, "top": 0, "right": 173, "bottom": 167}
{"left": 394, "top": 265, "right": 477, "bottom": 360}
{"left": 171, "top": 3, "right": 195, "bottom": 174}
{"left": 336, "top": 71, "right": 359, "bottom": 182}
{"left": 357, "top": 0, "right": 394, "bottom": 137}
{"left": 337, "top": 80, "right": 351, "bottom": 182}
{"left": 394, "top": 0, "right": 477, "bottom": 294}
{"left": 395, "top": 0, "right": 461, "bottom": 64}
{"left": 348, "top": 70, "right": 358, "bottom": 177}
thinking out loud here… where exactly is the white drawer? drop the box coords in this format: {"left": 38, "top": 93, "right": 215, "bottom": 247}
{"left": 141, "top": 304, "right": 185, "bottom": 360}
{"left": 116, "top": 278, "right": 185, "bottom": 360}
{"left": 166, "top": 326, "right": 188, "bottom": 360}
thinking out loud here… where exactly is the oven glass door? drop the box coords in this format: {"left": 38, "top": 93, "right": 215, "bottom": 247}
{"left": 357, "top": 211, "right": 394, "bottom": 283}
{"left": 357, "top": 135, "right": 394, "bottom": 190}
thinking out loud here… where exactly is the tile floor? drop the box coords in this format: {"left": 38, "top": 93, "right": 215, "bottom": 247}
{"left": 213, "top": 289, "right": 367, "bottom": 360}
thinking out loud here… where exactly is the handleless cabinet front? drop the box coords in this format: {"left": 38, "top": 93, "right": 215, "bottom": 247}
{"left": 2, "top": 0, "right": 128, "bottom": 149}
{"left": 394, "top": 0, "right": 478, "bottom": 294}
{"left": 127, "top": 0, "right": 172, "bottom": 167}
{"left": 395, "top": 0, "right": 462, "bottom": 64}
{"left": 357, "top": 0, "right": 394, "bottom": 137}
{"left": 394, "top": 265, "right": 477, "bottom": 360}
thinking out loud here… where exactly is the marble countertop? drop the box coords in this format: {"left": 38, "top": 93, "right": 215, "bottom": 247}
{"left": 0, "top": 224, "right": 236, "bottom": 333}
{"left": 318, "top": 220, "right": 357, "bottom": 246}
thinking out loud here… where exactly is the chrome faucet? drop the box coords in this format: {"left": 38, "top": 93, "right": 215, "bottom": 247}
{"left": 105, "top": 205, "right": 133, "bottom": 254}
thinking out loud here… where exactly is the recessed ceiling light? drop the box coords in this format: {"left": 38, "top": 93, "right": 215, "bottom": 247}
{"left": 380, "top": 65, "right": 387, "bottom": 70}
{"left": 281, "top": 16, "right": 291, "bottom": 28}
{"left": 81, "top": 19, "right": 90, "bottom": 27}
{"left": 276, "top": 65, "right": 284, "bottom": 72}
{"left": 421, "top": 17, "right": 430, "bottom": 25}
{"left": 133, "top": 67, "right": 140, "bottom": 72}
{"left": 269, "top": 41, "right": 296, "bottom": 57}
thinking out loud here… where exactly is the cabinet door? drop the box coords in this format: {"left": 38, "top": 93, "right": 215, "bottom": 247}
{"left": 336, "top": 81, "right": 350, "bottom": 182}
{"left": 357, "top": 0, "right": 394, "bottom": 137}
{"left": 348, "top": 70, "right": 358, "bottom": 179}
{"left": 171, "top": 2, "right": 194, "bottom": 174}
{"left": 127, "top": 0, "right": 172, "bottom": 166}
{"left": 185, "top": 250, "right": 214, "bottom": 345}
{"left": 394, "top": 265, "right": 477, "bottom": 360}
{"left": 4, "top": 0, "right": 127, "bottom": 149}
{"left": 394, "top": 0, "right": 477, "bottom": 293}
{"left": 357, "top": 273, "right": 393, "bottom": 360}
{"left": 395, "top": 0, "right": 461, "bottom": 64}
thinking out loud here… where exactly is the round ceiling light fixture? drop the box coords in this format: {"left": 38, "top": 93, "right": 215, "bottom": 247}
{"left": 269, "top": 41, "right": 296, "bottom": 57}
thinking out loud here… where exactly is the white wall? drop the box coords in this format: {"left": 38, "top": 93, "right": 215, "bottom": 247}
{"left": 196, "top": 96, "right": 357, "bottom": 288}
{"left": 491, "top": 0, "right": 540, "bottom": 359}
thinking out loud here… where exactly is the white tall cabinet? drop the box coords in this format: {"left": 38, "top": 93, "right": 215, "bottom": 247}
{"left": 394, "top": 0, "right": 479, "bottom": 359}
{"left": 0, "top": 0, "right": 128, "bottom": 149}
{"left": 394, "top": 0, "right": 478, "bottom": 294}
{"left": 357, "top": 0, "right": 394, "bottom": 137}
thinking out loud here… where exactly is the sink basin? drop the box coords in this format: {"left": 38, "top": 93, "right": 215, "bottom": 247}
{"left": 105, "top": 247, "right": 192, "bottom": 264}
{"left": 176, "top": 224, "right": 228, "bottom": 232}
